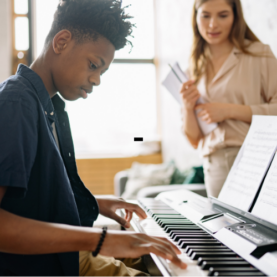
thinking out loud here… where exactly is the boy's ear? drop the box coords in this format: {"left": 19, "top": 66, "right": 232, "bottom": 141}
{"left": 52, "top": 30, "right": 72, "bottom": 54}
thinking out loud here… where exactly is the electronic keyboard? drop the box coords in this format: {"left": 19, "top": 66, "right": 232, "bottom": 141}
{"left": 129, "top": 189, "right": 277, "bottom": 276}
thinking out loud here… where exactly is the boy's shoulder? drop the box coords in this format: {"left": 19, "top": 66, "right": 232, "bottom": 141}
{"left": 0, "top": 74, "right": 40, "bottom": 111}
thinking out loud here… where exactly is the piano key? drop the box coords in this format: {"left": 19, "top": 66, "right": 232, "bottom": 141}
{"left": 185, "top": 245, "right": 229, "bottom": 254}
{"left": 208, "top": 267, "right": 262, "bottom": 276}
{"left": 179, "top": 240, "right": 222, "bottom": 248}
{"left": 201, "top": 261, "right": 250, "bottom": 270}
{"left": 188, "top": 248, "right": 233, "bottom": 257}
{"left": 212, "top": 272, "right": 265, "bottom": 276}
{"left": 191, "top": 252, "right": 238, "bottom": 260}
{"left": 153, "top": 215, "right": 185, "bottom": 220}
{"left": 157, "top": 217, "right": 190, "bottom": 221}
{"left": 165, "top": 226, "right": 202, "bottom": 233}
{"left": 153, "top": 213, "right": 183, "bottom": 217}
{"left": 160, "top": 221, "right": 194, "bottom": 224}
{"left": 160, "top": 222, "right": 195, "bottom": 228}
{"left": 178, "top": 239, "right": 217, "bottom": 246}
{"left": 135, "top": 199, "right": 266, "bottom": 277}
{"left": 157, "top": 218, "right": 191, "bottom": 221}
{"left": 174, "top": 234, "right": 212, "bottom": 242}
{"left": 171, "top": 232, "right": 207, "bottom": 239}
{"left": 197, "top": 257, "right": 245, "bottom": 266}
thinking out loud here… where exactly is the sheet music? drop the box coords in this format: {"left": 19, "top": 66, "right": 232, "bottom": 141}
{"left": 252, "top": 153, "right": 277, "bottom": 225}
{"left": 219, "top": 116, "right": 277, "bottom": 211}
{"left": 162, "top": 62, "right": 188, "bottom": 105}
{"left": 162, "top": 62, "right": 217, "bottom": 136}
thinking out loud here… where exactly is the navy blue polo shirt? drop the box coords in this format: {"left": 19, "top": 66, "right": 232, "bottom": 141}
{"left": 0, "top": 64, "right": 99, "bottom": 276}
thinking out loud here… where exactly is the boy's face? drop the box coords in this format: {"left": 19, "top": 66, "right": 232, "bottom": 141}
{"left": 52, "top": 32, "right": 115, "bottom": 101}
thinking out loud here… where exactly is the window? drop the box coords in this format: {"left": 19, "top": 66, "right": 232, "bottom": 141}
{"left": 35, "top": 0, "right": 158, "bottom": 158}
{"left": 12, "top": 0, "right": 33, "bottom": 74}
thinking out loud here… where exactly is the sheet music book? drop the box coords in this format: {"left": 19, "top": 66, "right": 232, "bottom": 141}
{"left": 252, "top": 153, "right": 277, "bottom": 225}
{"left": 162, "top": 62, "right": 217, "bottom": 136}
{"left": 218, "top": 116, "right": 277, "bottom": 212}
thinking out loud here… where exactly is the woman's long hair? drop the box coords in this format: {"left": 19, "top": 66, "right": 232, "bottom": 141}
{"left": 190, "top": 0, "right": 260, "bottom": 82}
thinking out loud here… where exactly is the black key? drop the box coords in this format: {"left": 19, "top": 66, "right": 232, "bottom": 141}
{"left": 154, "top": 215, "right": 185, "bottom": 221}
{"left": 185, "top": 245, "right": 228, "bottom": 254}
{"left": 191, "top": 252, "right": 238, "bottom": 260}
{"left": 158, "top": 219, "right": 190, "bottom": 224}
{"left": 165, "top": 226, "right": 202, "bottom": 233}
{"left": 212, "top": 272, "right": 265, "bottom": 276}
{"left": 159, "top": 220, "right": 193, "bottom": 224}
{"left": 157, "top": 218, "right": 190, "bottom": 222}
{"left": 174, "top": 234, "right": 212, "bottom": 242}
{"left": 159, "top": 219, "right": 193, "bottom": 224}
{"left": 158, "top": 218, "right": 190, "bottom": 221}
{"left": 188, "top": 248, "right": 233, "bottom": 257}
{"left": 208, "top": 267, "right": 261, "bottom": 276}
{"left": 201, "top": 261, "right": 250, "bottom": 270}
{"left": 171, "top": 232, "right": 207, "bottom": 239}
{"left": 179, "top": 240, "right": 220, "bottom": 248}
{"left": 170, "top": 230, "right": 206, "bottom": 237}
{"left": 160, "top": 222, "right": 195, "bottom": 228}
{"left": 197, "top": 257, "right": 245, "bottom": 266}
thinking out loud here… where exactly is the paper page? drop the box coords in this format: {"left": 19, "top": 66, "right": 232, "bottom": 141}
{"left": 218, "top": 116, "right": 277, "bottom": 211}
{"left": 162, "top": 62, "right": 217, "bottom": 136}
{"left": 252, "top": 152, "right": 277, "bottom": 225}
{"left": 162, "top": 62, "right": 188, "bottom": 105}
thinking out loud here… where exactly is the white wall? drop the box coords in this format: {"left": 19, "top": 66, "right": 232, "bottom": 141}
{"left": 155, "top": 0, "right": 201, "bottom": 170}
{"left": 0, "top": 0, "right": 12, "bottom": 83}
{"left": 156, "top": 0, "right": 277, "bottom": 171}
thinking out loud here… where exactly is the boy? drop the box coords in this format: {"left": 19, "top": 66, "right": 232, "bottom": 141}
{"left": 0, "top": 0, "right": 187, "bottom": 275}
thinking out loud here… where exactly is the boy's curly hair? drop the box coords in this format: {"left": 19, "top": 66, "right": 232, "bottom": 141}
{"left": 45, "top": 0, "right": 133, "bottom": 50}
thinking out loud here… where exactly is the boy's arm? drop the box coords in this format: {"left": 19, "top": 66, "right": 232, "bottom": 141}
{"left": 0, "top": 187, "right": 186, "bottom": 269}
{"left": 0, "top": 186, "right": 101, "bottom": 255}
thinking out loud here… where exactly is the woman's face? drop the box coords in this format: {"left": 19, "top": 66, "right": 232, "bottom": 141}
{"left": 196, "top": 0, "right": 234, "bottom": 46}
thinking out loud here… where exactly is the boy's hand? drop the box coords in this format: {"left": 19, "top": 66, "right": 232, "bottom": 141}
{"left": 96, "top": 198, "right": 147, "bottom": 228}
{"left": 100, "top": 231, "right": 187, "bottom": 270}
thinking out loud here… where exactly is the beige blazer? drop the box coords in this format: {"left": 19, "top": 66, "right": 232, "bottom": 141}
{"left": 196, "top": 41, "right": 277, "bottom": 157}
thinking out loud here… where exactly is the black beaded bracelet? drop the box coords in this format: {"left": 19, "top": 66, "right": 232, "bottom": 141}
{"left": 92, "top": 226, "right": 108, "bottom": 257}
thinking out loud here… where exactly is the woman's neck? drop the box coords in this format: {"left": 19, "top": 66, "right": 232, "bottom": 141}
{"left": 208, "top": 40, "right": 234, "bottom": 60}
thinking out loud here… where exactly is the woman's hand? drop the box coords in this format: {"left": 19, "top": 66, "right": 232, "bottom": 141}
{"left": 100, "top": 231, "right": 187, "bottom": 270}
{"left": 96, "top": 198, "right": 147, "bottom": 228}
{"left": 180, "top": 80, "right": 200, "bottom": 111}
{"left": 195, "top": 102, "right": 232, "bottom": 124}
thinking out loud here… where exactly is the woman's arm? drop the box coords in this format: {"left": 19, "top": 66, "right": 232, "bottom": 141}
{"left": 229, "top": 104, "right": 252, "bottom": 123}
{"left": 182, "top": 108, "right": 203, "bottom": 148}
{"left": 195, "top": 103, "right": 253, "bottom": 124}
{"left": 181, "top": 81, "right": 204, "bottom": 148}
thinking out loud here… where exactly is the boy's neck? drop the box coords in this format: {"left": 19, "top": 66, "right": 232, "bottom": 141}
{"left": 30, "top": 50, "right": 58, "bottom": 98}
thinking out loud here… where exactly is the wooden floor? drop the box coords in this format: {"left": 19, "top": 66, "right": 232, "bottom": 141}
{"left": 76, "top": 153, "right": 163, "bottom": 195}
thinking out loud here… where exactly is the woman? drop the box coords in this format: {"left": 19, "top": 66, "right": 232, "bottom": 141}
{"left": 181, "top": 0, "right": 277, "bottom": 197}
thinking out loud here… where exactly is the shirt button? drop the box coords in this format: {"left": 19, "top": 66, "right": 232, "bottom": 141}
{"left": 45, "top": 111, "right": 47, "bottom": 115}
{"left": 50, "top": 112, "right": 54, "bottom": 116}
{"left": 69, "top": 153, "right": 71, "bottom": 157}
